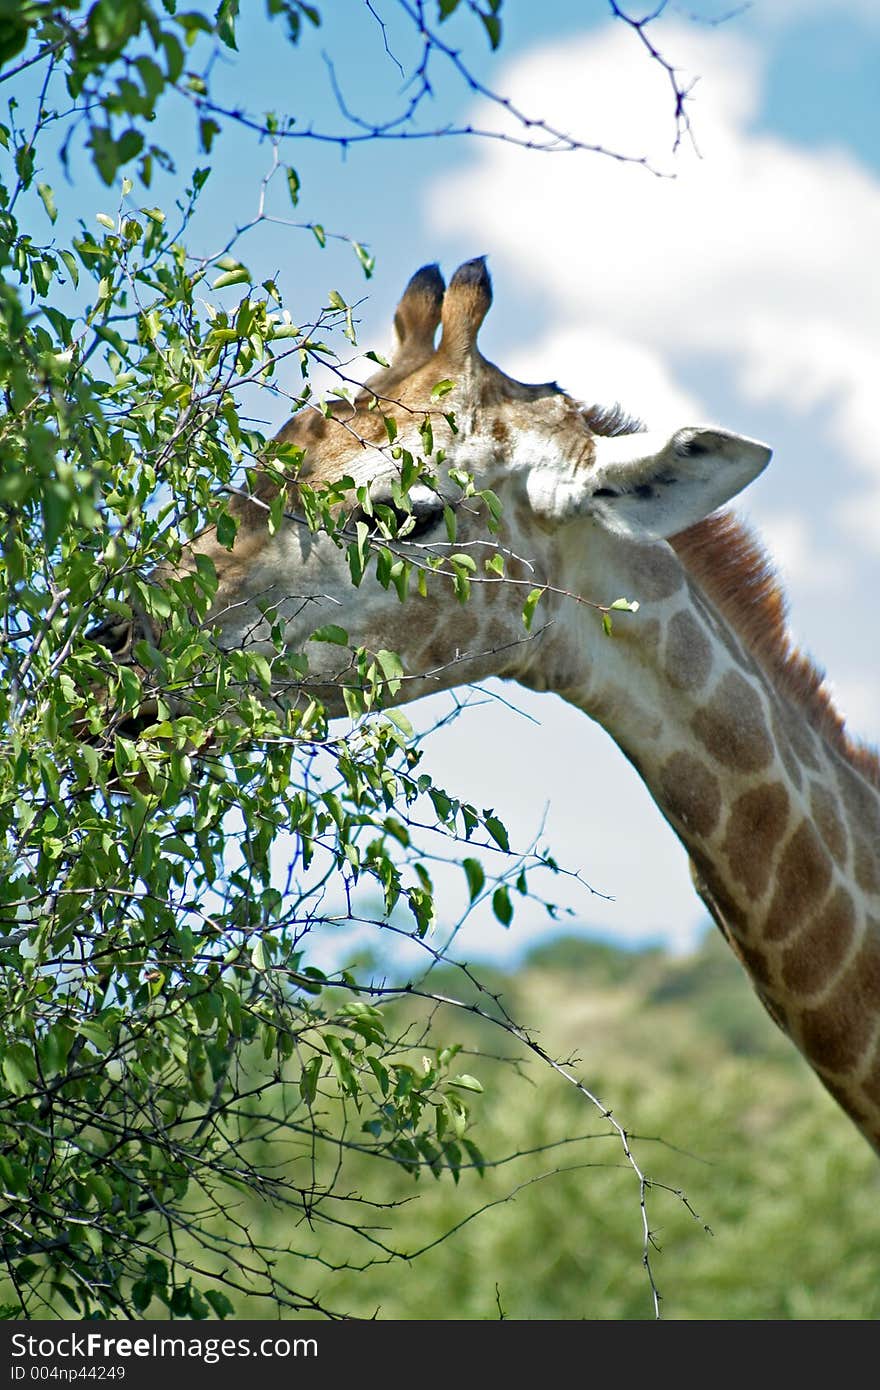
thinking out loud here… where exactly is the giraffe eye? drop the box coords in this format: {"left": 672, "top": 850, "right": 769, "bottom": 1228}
{"left": 347, "top": 492, "right": 444, "bottom": 542}
{"left": 400, "top": 504, "right": 444, "bottom": 540}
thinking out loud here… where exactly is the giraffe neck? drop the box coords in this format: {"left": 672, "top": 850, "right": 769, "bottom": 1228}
{"left": 526, "top": 534, "right": 880, "bottom": 1151}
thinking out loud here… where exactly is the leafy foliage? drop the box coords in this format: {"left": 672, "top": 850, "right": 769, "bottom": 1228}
{"left": 0, "top": 0, "right": 618, "bottom": 1320}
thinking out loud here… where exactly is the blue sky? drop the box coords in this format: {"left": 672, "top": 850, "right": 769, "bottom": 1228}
{"left": 20, "top": 1, "right": 880, "bottom": 962}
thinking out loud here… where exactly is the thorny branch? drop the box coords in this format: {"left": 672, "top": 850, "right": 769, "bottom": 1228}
{"left": 607, "top": 0, "right": 698, "bottom": 154}
{"left": 185, "top": 0, "right": 708, "bottom": 173}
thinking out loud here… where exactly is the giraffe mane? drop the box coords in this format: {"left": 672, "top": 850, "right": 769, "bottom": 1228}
{"left": 580, "top": 402, "right": 644, "bottom": 438}
{"left": 670, "top": 510, "right": 880, "bottom": 790}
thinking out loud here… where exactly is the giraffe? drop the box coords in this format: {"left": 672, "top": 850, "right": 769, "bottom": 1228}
{"left": 104, "top": 257, "right": 880, "bottom": 1152}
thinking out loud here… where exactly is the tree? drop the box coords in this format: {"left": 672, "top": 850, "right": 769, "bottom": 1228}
{"left": 0, "top": 0, "right": 711, "bottom": 1320}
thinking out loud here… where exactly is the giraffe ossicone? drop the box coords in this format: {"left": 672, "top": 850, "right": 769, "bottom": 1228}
{"left": 101, "top": 257, "right": 880, "bottom": 1153}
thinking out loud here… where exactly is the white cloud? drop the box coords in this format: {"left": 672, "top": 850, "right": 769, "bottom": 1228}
{"left": 823, "top": 673, "right": 880, "bottom": 748}
{"left": 757, "top": 512, "right": 854, "bottom": 597}
{"left": 426, "top": 20, "right": 880, "bottom": 551}
{"left": 754, "top": 0, "right": 880, "bottom": 29}
{"left": 507, "top": 325, "right": 703, "bottom": 433}
{"left": 836, "top": 486, "right": 880, "bottom": 549}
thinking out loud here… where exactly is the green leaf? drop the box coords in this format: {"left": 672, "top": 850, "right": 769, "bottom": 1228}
{"left": 14, "top": 141, "right": 34, "bottom": 187}
{"left": 450, "top": 552, "right": 476, "bottom": 572}
{"left": 199, "top": 117, "right": 221, "bottom": 152}
{"left": 2, "top": 1043, "right": 36, "bottom": 1095}
{"left": 215, "top": 0, "right": 240, "bottom": 49}
{"left": 480, "top": 12, "right": 502, "bottom": 48}
{"left": 286, "top": 166, "right": 300, "bottom": 205}
{"left": 448, "top": 1073, "right": 483, "bottom": 1093}
{"left": 268, "top": 491, "right": 286, "bottom": 536}
{"left": 300, "top": 1056, "right": 322, "bottom": 1105}
{"left": 216, "top": 511, "right": 238, "bottom": 548}
{"left": 484, "top": 814, "right": 509, "bottom": 852}
{"left": 462, "top": 857, "right": 484, "bottom": 902}
{"left": 250, "top": 653, "right": 273, "bottom": 691}
{"left": 59, "top": 249, "right": 79, "bottom": 286}
{"left": 89, "top": 128, "right": 119, "bottom": 184}
{"left": 134, "top": 55, "right": 165, "bottom": 103}
{"left": 310, "top": 624, "right": 348, "bottom": 645}
{"left": 0, "top": 15, "right": 29, "bottom": 67}
{"left": 522, "top": 586, "right": 544, "bottom": 632}
{"left": 212, "top": 267, "right": 250, "bottom": 289}
{"left": 376, "top": 648, "right": 403, "bottom": 683}
{"left": 492, "top": 885, "right": 513, "bottom": 927}
{"left": 326, "top": 1035, "right": 358, "bottom": 1098}
{"left": 385, "top": 708, "right": 414, "bottom": 739}
{"left": 353, "top": 241, "right": 375, "bottom": 278}
{"left": 37, "top": 183, "right": 57, "bottom": 223}
{"left": 205, "top": 1290, "right": 234, "bottom": 1319}
{"left": 383, "top": 816, "right": 410, "bottom": 848}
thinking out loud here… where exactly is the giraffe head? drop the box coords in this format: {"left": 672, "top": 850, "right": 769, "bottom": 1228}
{"left": 95, "top": 258, "right": 772, "bottom": 723}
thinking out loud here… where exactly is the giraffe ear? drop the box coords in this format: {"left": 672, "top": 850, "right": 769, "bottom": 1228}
{"left": 586, "top": 426, "right": 772, "bottom": 539}
{"left": 391, "top": 263, "right": 445, "bottom": 360}
{"left": 438, "top": 257, "right": 492, "bottom": 365}
{"left": 361, "top": 264, "right": 445, "bottom": 399}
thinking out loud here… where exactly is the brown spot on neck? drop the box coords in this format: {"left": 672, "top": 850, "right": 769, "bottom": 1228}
{"left": 626, "top": 544, "right": 684, "bottom": 602}
{"left": 657, "top": 752, "right": 722, "bottom": 839}
{"left": 665, "top": 609, "right": 712, "bottom": 693}
{"left": 780, "top": 886, "right": 856, "bottom": 996}
{"left": 722, "top": 782, "right": 790, "bottom": 900}
{"left": 764, "top": 821, "right": 833, "bottom": 942}
{"left": 692, "top": 671, "right": 774, "bottom": 773}
{"left": 799, "top": 930, "right": 880, "bottom": 1073}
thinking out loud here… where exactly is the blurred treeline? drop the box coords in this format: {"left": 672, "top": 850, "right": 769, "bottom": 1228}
{"left": 216, "top": 930, "right": 880, "bottom": 1320}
